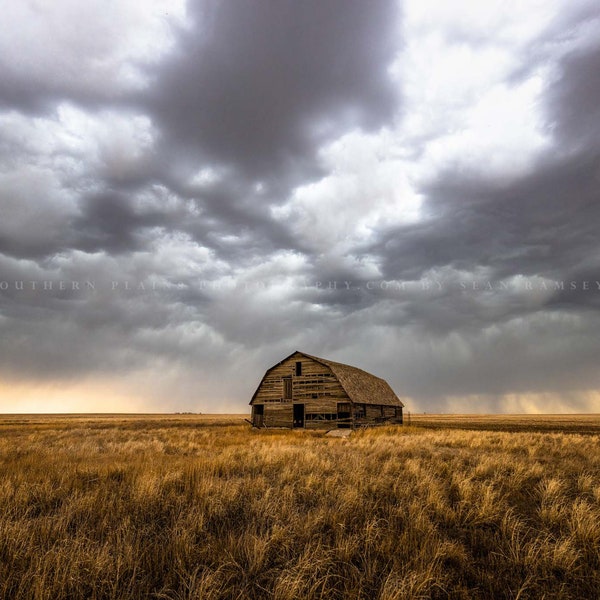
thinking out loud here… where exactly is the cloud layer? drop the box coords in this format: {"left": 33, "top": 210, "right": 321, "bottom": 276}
{"left": 1, "top": 0, "right": 600, "bottom": 413}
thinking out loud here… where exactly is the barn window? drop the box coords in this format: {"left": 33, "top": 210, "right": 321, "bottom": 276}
{"left": 283, "top": 377, "right": 292, "bottom": 400}
{"left": 295, "top": 361, "right": 302, "bottom": 376}
{"left": 305, "top": 413, "right": 337, "bottom": 421}
{"left": 354, "top": 404, "right": 365, "bottom": 419}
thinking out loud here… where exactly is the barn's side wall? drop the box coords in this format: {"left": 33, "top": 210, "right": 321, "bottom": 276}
{"left": 383, "top": 406, "right": 396, "bottom": 418}
{"left": 365, "top": 405, "right": 382, "bottom": 420}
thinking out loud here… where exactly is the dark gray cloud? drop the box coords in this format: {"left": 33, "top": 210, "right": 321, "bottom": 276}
{"left": 548, "top": 46, "right": 600, "bottom": 151}
{"left": 373, "top": 151, "right": 600, "bottom": 285}
{"left": 146, "top": 0, "right": 400, "bottom": 180}
{"left": 72, "top": 192, "right": 168, "bottom": 254}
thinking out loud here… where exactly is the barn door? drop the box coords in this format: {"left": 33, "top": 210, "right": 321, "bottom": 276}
{"left": 253, "top": 404, "right": 264, "bottom": 427}
{"left": 337, "top": 402, "right": 351, "bottom": 428}
{"left": 293, "top": 404, "right": 305, "bottom": 428}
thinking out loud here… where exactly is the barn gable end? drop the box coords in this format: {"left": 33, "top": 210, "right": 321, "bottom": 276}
{"left": 250, "top": 351, "right": 403, "bottom": 429}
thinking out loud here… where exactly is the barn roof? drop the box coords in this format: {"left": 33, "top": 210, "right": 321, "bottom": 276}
{"left": 251, "top": 351, "right": 404, "bottom": 407}
{"left": 300, "top": 352, "right": 404, "bottom": 408}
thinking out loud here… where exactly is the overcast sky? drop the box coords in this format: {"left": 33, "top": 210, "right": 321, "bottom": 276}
{"left": 1, "top": 0, "right": 600, "bottom": 414}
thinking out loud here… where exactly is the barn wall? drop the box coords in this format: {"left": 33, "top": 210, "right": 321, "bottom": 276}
{"left": 263, "top": 404, "right": 293, "bottom": 428}
{"left": 251, "top": 352, "right": 403, "bottom": 428}
{"left": 383, "top": 406, "right": 396, "bottom": 418}
{"left": 252, "top": 352, "right": 350, "bottom": 428}
{"left": 396, "top": 407, "right": 403, "bottom": 423}
{"left": 366, "top": 405, "right": 383, "bottom": 419}
{"left": 252, "top": 352, "right": 349, "bottom": 404}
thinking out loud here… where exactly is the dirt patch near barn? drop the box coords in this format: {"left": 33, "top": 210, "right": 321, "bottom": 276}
{"left": 326, "top": 428, "right": 353, "bottom": 437}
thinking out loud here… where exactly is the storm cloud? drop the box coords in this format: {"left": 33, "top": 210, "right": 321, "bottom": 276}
{"left": 1, "top": 0, "right": 600, "bottom": 413}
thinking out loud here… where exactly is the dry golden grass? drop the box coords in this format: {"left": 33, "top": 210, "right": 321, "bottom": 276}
{"left": 409, "top": 413, "right": 600, "bottom": 434}
{"left": 0, "top": 415, "right": 599, "bottom": 599}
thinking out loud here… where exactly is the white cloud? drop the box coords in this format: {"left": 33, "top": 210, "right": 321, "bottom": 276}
{"left": 189, "top": 167, "right": 224, "bottom": 188}
{"left": 273, "top": 128, "right": 422, "bottom": 257}
{"left": 0, "top": 104, "right": 159, "bottom": 255}
{"left": 146, "top": 231, "right": 221, "bottom": 282}
{"left": 0, "top": 0, "right": 186, "bottom": 95}
{"left": 55, "top": 104, "right": 157, "bottom": 182}
{"left": 274, "top": 0, "right": 567, "bottom": 265}
{"left": 0, "top": 104, "right": 157, "bottom": 185}
{"left": 415, "top": 73, "right": 550, "bottom": 180}
{"left": 403, "top": 0, "right": 555, "bottom": 46}
{"left": 394, "top": 0, "right": 557, "bottom": 182}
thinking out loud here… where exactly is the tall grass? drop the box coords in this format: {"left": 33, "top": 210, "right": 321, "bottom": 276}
{"left": 0, "top": 418, "right": 599, "bottom": 599}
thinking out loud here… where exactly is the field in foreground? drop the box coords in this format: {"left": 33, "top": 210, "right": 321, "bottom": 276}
{"left": 0, "top": 415, "right": 599, "bottom": 599}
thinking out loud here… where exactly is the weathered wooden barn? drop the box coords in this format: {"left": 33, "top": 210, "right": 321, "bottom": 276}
{"left": 250, "top": 351, "right": 403, "bottom": 429}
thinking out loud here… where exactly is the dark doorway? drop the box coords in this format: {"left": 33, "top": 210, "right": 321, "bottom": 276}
{"left": 337, "top": 402, "right": 351, "bottom": 428}
{"left": 253, "top": 404, "right": 264, "bottom": 427}
{"left": 293, "top": 404, "right": 305, "bottom": 428}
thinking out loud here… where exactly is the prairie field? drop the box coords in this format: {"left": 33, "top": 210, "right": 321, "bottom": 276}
{"left": 0, "top": 415, "right": 599, "bottom": 599}
{"left": 409, "top": 414, "right": 600, "bottom": 435}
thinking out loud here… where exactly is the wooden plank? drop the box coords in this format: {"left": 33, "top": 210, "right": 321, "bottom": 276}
{"left": 366, "top": 405, "right": 383, "bottom": 419}
{"left": 263, "top": 404, "right": 293, "bottom": 427}
{"left": 253, "top": 353, "right": 347, "bottom": 406}
{"left": 305, "top": 421, "right": 335, "bottom": 430}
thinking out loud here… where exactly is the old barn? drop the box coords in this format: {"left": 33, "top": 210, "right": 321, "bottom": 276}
{"left": 250, "top": 351, "right": 403, "bottom": 429}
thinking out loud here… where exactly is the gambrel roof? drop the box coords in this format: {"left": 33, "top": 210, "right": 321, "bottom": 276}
{"left": 250, "top": 351, "right": 404, "bottom": 407}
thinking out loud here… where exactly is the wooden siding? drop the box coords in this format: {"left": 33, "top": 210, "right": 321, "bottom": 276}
{"left": 252, "top": 353, "right": 350, "bottom": 407}
{"left": 383, "top": 406, "right": 396, "bottom": 418}
{"left": 252, "top": 353, "right": 351, "bottom": 428}
{"left": 262, "top": 404, "right": 293, "bottom": 428}
{"left": 251, "top": 351, "right": 403, "bottom": 428}
{"left": 365, "top": 405, "right": 383, "bottom": 420}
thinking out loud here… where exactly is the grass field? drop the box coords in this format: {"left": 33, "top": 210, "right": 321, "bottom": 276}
{"left": 0, "top": 414, "right": 599, "bottom": 599}
{"left": 409, "top": 413, "right": 600, "bottom": 435}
